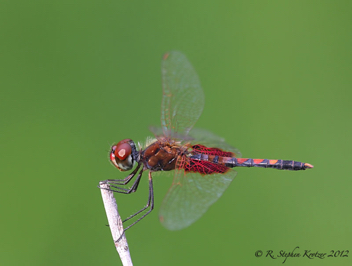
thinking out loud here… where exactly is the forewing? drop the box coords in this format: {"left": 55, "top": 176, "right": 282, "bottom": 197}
{"left": 161, "top": 51, "right": 205, "bottom": 137}
{"left": 159, "top": 166, "right": 237, "bottom": 231}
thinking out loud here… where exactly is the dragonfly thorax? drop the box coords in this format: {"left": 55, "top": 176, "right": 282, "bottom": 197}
{"left": 110, "top": 139, "right": 139, "bottom": 171}
{"left": 141, "top": 140, "right": 185, "bottom": 172}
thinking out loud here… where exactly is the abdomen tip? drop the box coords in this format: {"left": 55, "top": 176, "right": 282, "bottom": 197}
{"left": 304, "top": 163, "right": 314, "bottom": 169}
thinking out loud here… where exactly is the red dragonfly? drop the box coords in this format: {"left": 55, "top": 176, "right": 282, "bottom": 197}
{"left": 104, "top": 51, "right": 313, "bottom": 234}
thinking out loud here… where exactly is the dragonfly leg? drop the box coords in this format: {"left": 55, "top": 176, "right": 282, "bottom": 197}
{"left": 103, "top": 168, "right": 144, "bottom": 194}
{"left": 116, "top": 171, "right": 154, "bottom": 242}
{"left": 104, "top": 162, "right": 141, "bottom": 186}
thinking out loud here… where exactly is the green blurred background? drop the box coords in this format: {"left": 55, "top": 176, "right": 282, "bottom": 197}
{"left": 1, "top": 1, "right": 351, "bottom": 265}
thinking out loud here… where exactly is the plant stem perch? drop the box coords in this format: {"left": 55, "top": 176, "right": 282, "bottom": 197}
{"left": 100, "top": 182, "right": 133, "bottom": 266}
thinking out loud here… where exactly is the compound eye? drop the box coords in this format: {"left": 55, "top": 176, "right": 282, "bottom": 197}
{"left": 110, "top": 139, "right": 136, "bottom": 171}
{"left": 114, "top": 140, "right": 132, "bottom": 160}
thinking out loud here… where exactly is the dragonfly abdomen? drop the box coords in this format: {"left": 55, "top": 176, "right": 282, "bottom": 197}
{"left": 222, "top": 157, "right": 313, "bottom": 171}
{"left": 190, "top": 149, "right": 313, "bottom": 171}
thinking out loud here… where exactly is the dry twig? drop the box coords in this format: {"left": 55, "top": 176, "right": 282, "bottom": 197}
{"left": 100, "top": 182, "right": 133, "bottom": 266}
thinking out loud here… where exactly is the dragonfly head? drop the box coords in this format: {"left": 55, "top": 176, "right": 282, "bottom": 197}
{"left": 110, "top": 139, "right": 139, "bottom": 171}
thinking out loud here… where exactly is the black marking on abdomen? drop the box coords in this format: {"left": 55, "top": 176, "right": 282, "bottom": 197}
{"left": 225, "top": 157, "right": 236, "bottom": 167}
{"left": 213, "top": 156, "right": 219, "bottom": 164}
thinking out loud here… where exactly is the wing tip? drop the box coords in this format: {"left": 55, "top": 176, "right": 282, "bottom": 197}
{"left": 163, "top": 52, "right": 170, "bottom": 60}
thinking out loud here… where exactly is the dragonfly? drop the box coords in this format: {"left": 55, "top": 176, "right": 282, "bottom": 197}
{"left": 103, "top": 51, "right": 313, "bottom": 235}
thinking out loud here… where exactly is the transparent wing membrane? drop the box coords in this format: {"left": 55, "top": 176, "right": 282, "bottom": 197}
{"left": 188, "top": 128, "right": 242, "bottom": 158}
{"left": 159, "top": 165, "right": 237, "bottom": 231}
{"left": 161, "top": 51, "right": 205, "bottom": 137}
